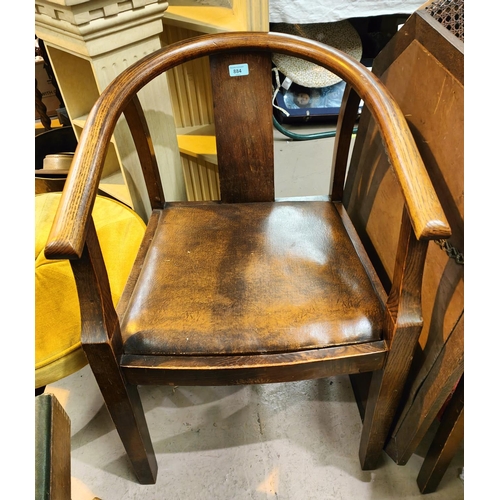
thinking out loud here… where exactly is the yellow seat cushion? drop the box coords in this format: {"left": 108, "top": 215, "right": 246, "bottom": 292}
{"left": 35, "top": 193, "right": 146, "bottom": 388}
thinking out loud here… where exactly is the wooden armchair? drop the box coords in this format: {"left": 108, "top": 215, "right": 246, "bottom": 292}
{"left": 44, "top": 32, "right": 450, "bottom": 485}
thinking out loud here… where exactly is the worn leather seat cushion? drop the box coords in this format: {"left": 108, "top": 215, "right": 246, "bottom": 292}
{"left": 121, "top": 201, "right": 384, "bottom": 356}
{"left": 35, "top": 192, "right": 146, "bottom": 387}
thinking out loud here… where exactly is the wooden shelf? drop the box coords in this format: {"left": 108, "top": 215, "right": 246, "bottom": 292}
{"left": 71, "top": 115, "right": 88, "bottom": 129}
{"left": 164, "top": 6, "right": 243, "bottom": 33}
{"left": 177, "top": 124, "right": 217, "bottom": 164}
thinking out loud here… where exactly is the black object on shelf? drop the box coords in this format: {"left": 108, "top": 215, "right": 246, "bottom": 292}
{"left": 35, "top": 126, "right": 78, "bottom": 171}
{"left": 273, "top": 80, "right": 356, "bottom": 125}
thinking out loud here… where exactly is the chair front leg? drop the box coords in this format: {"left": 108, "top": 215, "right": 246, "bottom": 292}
{"left": 358, "top": 207, "right": 429, "bottom": 470}
{"left": 71, "top": 218, "right": 158, "bottom": 484}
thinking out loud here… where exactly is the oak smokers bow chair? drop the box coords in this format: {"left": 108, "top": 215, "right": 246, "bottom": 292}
{"left": 44, "top": 32, "right": 451, "bottom": 484}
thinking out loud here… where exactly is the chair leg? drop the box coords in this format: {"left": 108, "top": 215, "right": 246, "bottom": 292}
{"left": 358, "top": 310, "right": 426, "bottom": 470}
{"left": 359, "top": 325, "right": 427, "bottom": 468}
{"left": 70, "top": 222, "right": 158, "bottom": 484}
{"left": 84, "top": 343, "right": 158, "bottom": 484}
{"left": 357, "top": 366, "right": 401, "bottom": 470}
{"left": 417, "top": 376, "right": 464, "bottom": 494}
{"left": 359, "top": 208, "right": 429, "bottom": 470}
{"left": 358, "top": 300, "right": 426, "bottom": 469}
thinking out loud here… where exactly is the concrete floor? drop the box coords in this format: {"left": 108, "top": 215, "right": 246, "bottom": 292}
{"left": 45, "top": 365, "right": 464, "bottom": 500}
{"left": 43, "top": 123, "right": 464, "bottom": 499}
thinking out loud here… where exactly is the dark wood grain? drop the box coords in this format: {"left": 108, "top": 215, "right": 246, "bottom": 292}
{"left": 122, "top": 342, "right": 387, "bottom": 386}
{"left": 417, "top": 375, "right": 464, "bottom": 494}
{"left": 123, "top": 95, "right": 165, "bottom": 210}
{"left": 384, "top": 314, "right": 464, "bottom": 465}
{"left": 210, "top": 52, "right": 274, "bottom": 202}
{"left": 331, "top": 84, "right": 361, "bottom": 201}
{"left": 359, "top": 208, "right": 429, "bottom": 469}
{"left": 41, "top": 32, "right": 453, "bottom": 485}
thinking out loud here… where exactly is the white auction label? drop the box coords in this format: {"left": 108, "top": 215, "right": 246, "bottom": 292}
{"left": 228, "top": 64, "right": 249, "bottom": 77}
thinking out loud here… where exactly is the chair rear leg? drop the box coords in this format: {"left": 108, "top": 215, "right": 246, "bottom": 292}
{"left": 84, "top": 342, "right": 158, "bottom": 484}
{"left": 416, "top": 375, "right": 464, "bottom": 493}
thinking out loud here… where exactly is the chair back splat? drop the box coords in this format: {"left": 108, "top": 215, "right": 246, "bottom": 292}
{"left": 211, "top": 52, "right": 275, "bottom": 203}
{"left": 44, "top": 32, "right": 451, "bottom": 485}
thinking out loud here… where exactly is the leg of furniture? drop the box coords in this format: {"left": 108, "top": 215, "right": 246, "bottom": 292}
{"left": 417, "top": 375, "right": 464, "bottom": 494}
{"left": 35, "top": 393, "right": 71, "bottom": 500}
{"left": 359, "top": 209, "right": 428, "bottom": 470}
{"left": 384, "top": 314, "right": 464, "bottom": 464}
{"left": 71, "top": 220, "right": 158, "bottom": 484}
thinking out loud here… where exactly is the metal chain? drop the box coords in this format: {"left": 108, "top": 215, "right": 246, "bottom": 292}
{"left": 435, "top": 239, "right": 464, "bottom": 265}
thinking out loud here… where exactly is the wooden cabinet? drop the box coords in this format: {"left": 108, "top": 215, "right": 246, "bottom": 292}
{"left": 35, "top": 0, "right": 188, "bottom": 221}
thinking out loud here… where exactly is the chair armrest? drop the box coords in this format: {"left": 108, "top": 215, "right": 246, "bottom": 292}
{"left": 328, "top": 59, "right": 451, "bottom": 242}
{"left": 268, "top": 33, "right": 451, "bottom": 241}
{"left": 44, "top": 105, "right": 114, "bottom": 260}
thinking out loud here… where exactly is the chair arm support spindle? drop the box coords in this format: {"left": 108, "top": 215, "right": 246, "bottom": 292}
{"left": 70, "top": 218, "right": 122, "bottom": 350}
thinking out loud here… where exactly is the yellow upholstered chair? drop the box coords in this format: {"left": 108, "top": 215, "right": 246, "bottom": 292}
{"left": 35, "top": 192, "right": 146, "bottom": 389}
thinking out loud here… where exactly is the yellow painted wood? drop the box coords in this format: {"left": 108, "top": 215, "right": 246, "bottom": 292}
{"left": 164, "top": 0, "right": 269, "bottom": 33}
{"left": 177, "top": 134, "right": 217, "bottom": 162}
{"left": 35, "top": 118, "right": 62, "bottom": 131}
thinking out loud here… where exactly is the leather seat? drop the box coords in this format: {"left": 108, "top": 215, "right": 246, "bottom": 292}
{"left": 121, "top": 201, "right": 384, "bottom": 357}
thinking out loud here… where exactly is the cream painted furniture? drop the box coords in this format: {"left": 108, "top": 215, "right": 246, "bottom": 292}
{"left": 35, "top": 0, "right": 269, "bottom": 205}
{"left": 35, "top": 0, "right": 186, "bottom": 221}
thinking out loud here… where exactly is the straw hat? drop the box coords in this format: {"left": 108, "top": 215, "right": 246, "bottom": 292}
{"left": 272, "top": 21, "right": 363, "bottom": 87}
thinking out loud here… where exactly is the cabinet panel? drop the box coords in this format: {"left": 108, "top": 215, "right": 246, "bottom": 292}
{"left": 45, "top": 45, "right": 124, "bottom": 185}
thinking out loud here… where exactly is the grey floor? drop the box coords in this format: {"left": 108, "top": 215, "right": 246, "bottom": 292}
{"left": 44, "top": 123, "right": 464, "bottom": 499}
